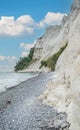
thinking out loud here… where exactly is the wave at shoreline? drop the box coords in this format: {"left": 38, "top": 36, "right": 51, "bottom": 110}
{"left": 0, "top": 72, "right": 39, "bottom": 94}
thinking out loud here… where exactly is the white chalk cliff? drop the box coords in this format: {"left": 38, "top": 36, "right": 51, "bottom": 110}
{"left": 26, "top": 0, "right": 80, "bottom": 129}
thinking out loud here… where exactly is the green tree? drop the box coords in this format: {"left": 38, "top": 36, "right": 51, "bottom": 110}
{"left": 14, "top": 47, "right": 34, "bottom": 72}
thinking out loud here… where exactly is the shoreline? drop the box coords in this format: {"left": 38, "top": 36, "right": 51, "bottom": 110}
{"left": 0, "top": 72, "right": 70, "bottom": 130}
{"left": 0, "top": 72, "right": 50, "bottom": 105}
{"left": 6, "top": 72, "right": 40, "bottom": 93}
{"left": 0, "top": 71, "right": 40, "bottom": 95}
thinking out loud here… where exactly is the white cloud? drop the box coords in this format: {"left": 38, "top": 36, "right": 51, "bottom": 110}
{"left": 17, "top": 15, "right": 34, "bottom": 25}
{"left": 0, "top": 56, "right": 17, "bottom": 72}
{"left": 20, "top": 43, "right": 34, "bottom": 51}
{"left": 11, "top": 56, "right": 17, "bottom": 60}
{"left": 44, "top": 12, "right": 67, "bottom": 24}
{"left": 38, "top": 12, "right": 67, "bottom": 28}
{"left": 0, "top": 12, "right": 67, "bottom": 36}
{"left": 0, "top": 56, "right": 5, "bottom": 61}
{"left": 0, "top": 56, "right": 17, "bottom": 61}
{"left": 0, "top": 15, "right": 34, "bottom": 36}
{"left": 21, "top": 52, "right": 29, "bottom": 57}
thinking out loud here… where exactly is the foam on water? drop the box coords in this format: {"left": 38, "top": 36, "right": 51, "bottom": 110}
{"left": 0, "top": 72, "right": 38, "bottom": 93}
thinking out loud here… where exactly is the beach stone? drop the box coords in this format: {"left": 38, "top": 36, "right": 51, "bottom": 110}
{"left": 6, "top": 100, "right": 11, "bottom": 104}
{"left": 0, "top": 73, "right": 70, "bottom": 130}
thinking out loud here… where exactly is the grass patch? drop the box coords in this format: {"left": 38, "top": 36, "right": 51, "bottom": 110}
{"left": 40, "top": 42, "right": 68, "bottom": 71}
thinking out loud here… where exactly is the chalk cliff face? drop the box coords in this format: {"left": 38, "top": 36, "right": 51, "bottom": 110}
{"left": 26, "top": 20, "right": 69, "bottom": 72}
{"left": 26, "top": 0, "right": 80, "bottom": 73}
{"left": 39, "top": 1, "right": 80, "bottom": 130}
{"left": 71, "top": 0, "right": 80, "bottom": 11}
{"left": 26, "top": 0, "right": 80, "bottom": 129}
{"left": 56, "top": 2, "right": 80, "bottom": 129}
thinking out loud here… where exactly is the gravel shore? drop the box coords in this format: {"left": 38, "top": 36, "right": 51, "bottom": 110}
{"left": 0, "top": 72, "right": 70, "bottom": 130}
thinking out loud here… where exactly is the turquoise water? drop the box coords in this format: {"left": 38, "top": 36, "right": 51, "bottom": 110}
{"left": 0, "top": 72, "right": 38, "bottom": 93}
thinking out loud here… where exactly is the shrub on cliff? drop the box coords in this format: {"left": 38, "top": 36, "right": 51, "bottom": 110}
{"left": 14, "top": 47, "right": 34, "bottom": 71}
{"left": 40, "top": 43, "right": 68, "bottom": 71}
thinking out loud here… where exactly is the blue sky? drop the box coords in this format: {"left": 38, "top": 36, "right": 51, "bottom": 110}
{"left": 0, "top": 0, "right": 73, "bottom": 71}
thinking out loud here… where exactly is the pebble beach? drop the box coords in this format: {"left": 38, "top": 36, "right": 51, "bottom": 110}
{"left": 0, "top": 72, "right": 70, "bottom": 130}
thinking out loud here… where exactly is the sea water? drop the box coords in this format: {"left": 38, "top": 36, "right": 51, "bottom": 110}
{"left": 0, "top": 72, "right": 38, "bottom": 93}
